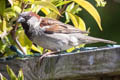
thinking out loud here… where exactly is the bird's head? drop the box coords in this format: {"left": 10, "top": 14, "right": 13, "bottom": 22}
{"left": 17, "top": 11, "right": 40, "bottom": 23}
{"left": 17, "top": 11, "right": 31, "bottom": 23}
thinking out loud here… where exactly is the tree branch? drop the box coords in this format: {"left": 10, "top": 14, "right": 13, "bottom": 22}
{"left": 57, "top": 0, "right": 71, "bottom": 20}
{"left": 10, "top": 24, "right": 26, "bottom": 55}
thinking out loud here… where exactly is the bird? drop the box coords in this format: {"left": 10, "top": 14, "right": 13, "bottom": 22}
{"left": 17, "top": 11, "right": 116, "bottom": 59}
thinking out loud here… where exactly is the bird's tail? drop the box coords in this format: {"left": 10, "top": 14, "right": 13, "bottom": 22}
{"left": 78, "top": 34, "right": 116, "bottom": 44}
{"left": 90, "top": 38, "right": 116, "bottom": 44}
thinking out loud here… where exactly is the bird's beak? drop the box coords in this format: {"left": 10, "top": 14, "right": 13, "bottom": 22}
{"left": 17, "top": 16, "right": 25, "bottom": 23}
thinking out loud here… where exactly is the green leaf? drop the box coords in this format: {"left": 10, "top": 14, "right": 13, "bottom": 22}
{"left": 68, "top": 13, "right": 86, "bottom": 31}
{"left": 31, "top": 45, "right": 42, "bottom": 53}
{"left": 18, "top": 30, "right": 32, "bottom": 54}
{"left": 66, "top": 2, "right": 75, "bottom": 12}
{"left": 31, "top": 5, "right": 41, "bottom": 13}
{"left": 18, "top": 30, "right": 32, "bottom": 47}
{"left": 1, "top": 18, "right": 6, "bottom": 32}
{"left": 34, "top": 1, "right": 61, "bottom": 16}
{"left": 65, "top": 12, "right": 70, "bottom": 23}
{"left": 0, "top": 0, "right": 5, "bottom": 15}
{"left": 70, "top": 5, "right": 82, "bottom": 14}
{"left": 52, "top": 0, "right": 63, "bottom": 5}
{"left": 68, "top": 12, "right": 78, "bottom": 27}
{"left": 67, "top": 47, "right": 75, "bottom": 52}
{"left": 4, "top": 11, "right": 16, "bottom": 19}
{"left": 0, "top": 19, "right": 2, "bottom": 32}
{"left": 65, "top": 2, "right": 81, "bottom": 23}
{"left": 0, "top": 40, "right": 6, "bottom": 52}
{"left": 41, "top": 8, "right": 50, "bottom": 15}
{"left": 56, "top": 1, "right": 72, "bottom": 7}
{"left": 37, "top": 46, "right": 44, "bottom": 54}
{"left": 73, "top": 0, "right": 102, "bottom": 30}
{"left": 13, "top": 0, "right": 21, "bottom": 7}
{"left": 0, "top": 73, "right": 7, "bottom": 80}
{"left": 75, "top": 15, "right": 86, "bottom": 31}
{"left": 4, "top": 8, "right": 13, "bottom": 12}
{"left": 24, "top": 0, "right": 34, "bottom": 3}
{"left": 95, "top": 0, "right": 106, "bottom": 7}
{"left": 46, "top": 12, "right": 58, "bottom": 19}
{"left": 8, "top": 0, "right": 13, "bottom": 6}
{"left": 6, "top": 65, "right": 17, "bottom": 80}
{"left": 12, "top": 6, "right": 21, "bottom": 13}
{"left": 18, "top": 69, "right": 24, "bottom": 80}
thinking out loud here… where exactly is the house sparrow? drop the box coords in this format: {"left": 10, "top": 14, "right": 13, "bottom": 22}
{"left": 17, "top": 11, "right": 116, "bottom": 56}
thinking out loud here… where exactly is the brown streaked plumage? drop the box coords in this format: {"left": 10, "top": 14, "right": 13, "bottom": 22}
{"left": 39, "top": 17, "right": 89, "bottom": 34}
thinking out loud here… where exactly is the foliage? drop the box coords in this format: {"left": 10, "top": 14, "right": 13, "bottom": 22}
{"left": 0, "top": 65, "right": 24, "bottom": 80}
{"left": 0, "top": 0, "right": 106, "bottom": 55}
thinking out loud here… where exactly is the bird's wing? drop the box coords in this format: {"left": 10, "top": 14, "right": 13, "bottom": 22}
{"left": 40, "top": 17, "right": 88, "bottom": 34}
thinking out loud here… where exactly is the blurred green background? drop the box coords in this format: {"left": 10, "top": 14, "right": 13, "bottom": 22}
{"left": 80, "top": 0, "right": 120, "bottom": 46}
